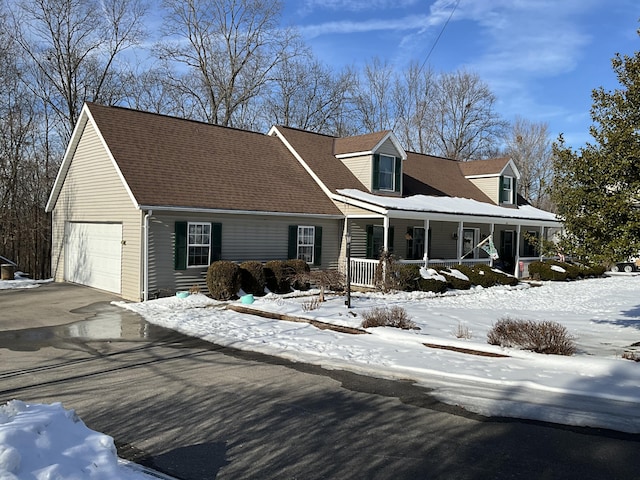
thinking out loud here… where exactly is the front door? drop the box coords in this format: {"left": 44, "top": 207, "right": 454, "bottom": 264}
{"left": 499, "top": 230, "right": 515, "bottom": 272}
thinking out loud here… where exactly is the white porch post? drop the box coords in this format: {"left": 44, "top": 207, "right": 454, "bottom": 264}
{"left": 457, "top": 221, "right": 463, "bottom": 264}
{"left": 490, "top": 223, "right": 495, "bottom": 267}
{"left": 539, "top": 225, "right": 545, "bottom": 261}
{"left": 514, "top": 224, "right": 522, "bottom": 277}
{"left": 424, "top": 218, "right": 430, "bottom": 266}
{"left": 383, "top": 215, "right": 390, "bottom": 254}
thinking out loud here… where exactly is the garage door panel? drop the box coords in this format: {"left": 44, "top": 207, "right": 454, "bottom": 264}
{"left": 65, "top": 223, "right": 122, "bottom": 294}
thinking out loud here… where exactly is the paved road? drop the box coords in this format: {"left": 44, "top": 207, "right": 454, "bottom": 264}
{"left": 1, "top": 283, "right": 639, "bottom": 479}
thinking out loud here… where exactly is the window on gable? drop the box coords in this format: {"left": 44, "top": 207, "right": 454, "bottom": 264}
{"left": 187, "top": 222, "right": 211, "bottom": 267}
{"left": 501, "top": 176, "right": 515, "bottom": 204}
{"left": 378, "top": 155, "right": 395, "bottom": 191}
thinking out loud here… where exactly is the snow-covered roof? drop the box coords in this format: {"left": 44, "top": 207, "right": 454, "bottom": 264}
{"left": 337, "top": 188, "right": 561, "bottom": 224}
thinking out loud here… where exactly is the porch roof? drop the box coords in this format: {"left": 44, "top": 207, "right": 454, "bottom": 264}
{"left": 337, "top": 189, "right": 561, "bottom": 225}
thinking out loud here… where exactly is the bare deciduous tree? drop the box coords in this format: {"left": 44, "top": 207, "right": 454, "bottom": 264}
{"left": 433, "top": 70, "right": 506, "bottom": 160}
{"left": 158, "top": 0, "right": 299, "bottom": 128}
{"left": 264, "top": 52, "right": 356, "bottom": 135}
{"left": 392, "top": 62, "right": 438, "bottom": 154}
{"left": 12, "top": 0, "right": 148, "bottom": 140}
{"left": 504, "top": 116, "right": 553, "bottom": 209}
{"left": 352, "top": 57, "right": 396, "bottom": 133}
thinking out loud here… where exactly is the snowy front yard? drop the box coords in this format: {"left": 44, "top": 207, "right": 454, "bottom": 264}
{"left": 116, "top": 273, "right": 640, "bottom": 434}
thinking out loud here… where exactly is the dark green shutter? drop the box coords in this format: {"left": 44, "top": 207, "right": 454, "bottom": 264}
{"left": 211, "top": 223, "right": 222, "bottom": 262}
{"left": 366, "top": 225, "right": 374, "bottom": 258}
{"left": 388, "top": 226, "right": 394, "bottom": 253}
{"left": 174, "top": 221, "right": 187, "bottom": 270}
{"left": 372, "top": 154, "right": 380, "bottom": 190}
{"left": 512, "top": 178, "right": 517, "bottom": 204}
{"left": 394, "top": 158, "right": 401, "bottom": 193}
{"left": 288, "top": 225, "right": 298, "bottom": 259}
{"left": 313, "top": 226, "right": 322, "bottom": 266}
{"left": 406, "top": 227, "right": 414, "bottom": 260}
{"left": 499, "top": 175, "right": 506, "bottom": 202}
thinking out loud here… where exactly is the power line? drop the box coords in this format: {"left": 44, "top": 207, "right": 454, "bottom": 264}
{"left": 419, "top": 0, "right": 461, "bottom": 73}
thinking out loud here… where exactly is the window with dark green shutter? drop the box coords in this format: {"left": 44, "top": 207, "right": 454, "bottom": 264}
{"left": 175, "top": 221, "right": 222, "bottom": 269}
{"left": 288, "top": 225, "right": 322, "bottom": 265}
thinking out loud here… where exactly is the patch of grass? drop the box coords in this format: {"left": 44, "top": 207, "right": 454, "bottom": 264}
{"left": 487, "top": 317, "right": 576, "bottom": 355}
{"left": 361, "top": 306, "right": 418, "bottom": 330}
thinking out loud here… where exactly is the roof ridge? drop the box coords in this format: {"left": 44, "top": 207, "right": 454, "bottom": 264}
{"left": 86, "top": 102, "right": 272, "bottom": 138}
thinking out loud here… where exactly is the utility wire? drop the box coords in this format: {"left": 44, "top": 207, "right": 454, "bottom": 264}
{"left": 419, "top": 0, "right": 461, "bottom": 73}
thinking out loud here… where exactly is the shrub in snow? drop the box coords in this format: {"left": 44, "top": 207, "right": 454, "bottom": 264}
{"left": 487, "top": 317, "right": 576, "bottom": 355}
{"left": 440, "top": 268, "right": 472, "bottom": 290}
{"left": 475, "top": 264, "right": 519, "bottom": 286}
{"left": 284, "top": 259, "right": 311, "bottom": 291}
{"left": 239, "top": 261, "right": 266, "bottom": 296}
{"left": 528, "top": 261, "right": 569, "bottom": 281}
{"left": 264, "top": 260, "right": 291, "bottom": 293}
{"left": 206, "top": 260, "right": 241, "bottom": 300}
{"left": 416, "top": 277, "right": 448, "bottom": 293}
{"left": 393, "top": 263, "right": 421, "bottom": 291}
{"left": 361, "top": 306, "right": 418, "bottom": 330}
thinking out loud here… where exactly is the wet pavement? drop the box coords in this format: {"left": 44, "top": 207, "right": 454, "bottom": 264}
{"left": 2, "top": 283, "right": 640, "bottom": 480}
{"left": 0, "top": 302, "right": 172, "bottom": 352}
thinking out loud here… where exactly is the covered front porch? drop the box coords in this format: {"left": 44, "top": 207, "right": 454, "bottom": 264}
{"left": 343, "top": 213, "right": 561, "bottom": 288}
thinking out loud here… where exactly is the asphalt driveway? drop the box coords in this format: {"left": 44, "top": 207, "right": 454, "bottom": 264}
{"left": 1, "top": 283, "right": 639, "bottom": 479}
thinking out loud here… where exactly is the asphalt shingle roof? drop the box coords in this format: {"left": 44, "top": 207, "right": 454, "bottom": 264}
{"left": 86, "top": 104, "right": 342, "bottom": 216}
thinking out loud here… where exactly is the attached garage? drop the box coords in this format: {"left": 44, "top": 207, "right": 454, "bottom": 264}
{"left": 65, "top": 222, "right": 122, "bottom": 294}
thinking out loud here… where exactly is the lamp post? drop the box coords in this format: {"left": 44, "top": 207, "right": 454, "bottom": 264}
{"left": 345, "top": 231, "right": 352, "bottom": 308}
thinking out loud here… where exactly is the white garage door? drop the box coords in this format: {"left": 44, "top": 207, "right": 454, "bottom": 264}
{"left": 65, "top": 222, "right": 122, "bottom": 294}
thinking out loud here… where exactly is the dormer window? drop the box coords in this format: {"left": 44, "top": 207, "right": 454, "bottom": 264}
{"left": 501, "top": 175, "right": 516, "bottom": 204}
{"left": 373, "top": 154, "right": 401, "bottom": 193}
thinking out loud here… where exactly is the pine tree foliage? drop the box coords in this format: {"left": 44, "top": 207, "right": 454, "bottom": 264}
{"left": 552, "top": 28, "right": 640, "bottom": 264}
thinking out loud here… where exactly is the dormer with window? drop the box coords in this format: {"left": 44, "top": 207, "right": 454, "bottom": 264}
{"left": 334, "top": 131, "right": 407, "bottom": 196}
{"left": 460, "top": 157, "right": 521, "bottom": 207}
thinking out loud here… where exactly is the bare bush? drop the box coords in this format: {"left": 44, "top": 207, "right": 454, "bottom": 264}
{"left": 301, "top": 297, "right": 321, "bottom": 312}
{"left": 487, "top": 317, "right": 576, "bottom": 355}
{"left": 361, "top": 306, "right": 418, "bottom": 330}
{"left": 621, "top": 351, "right": 640, "bottom": 362}
{"left": 454, "top": 322, "right": 472, "bottom": 339}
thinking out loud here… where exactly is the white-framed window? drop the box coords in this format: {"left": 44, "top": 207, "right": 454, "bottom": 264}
{"left": 502, "top": 176, "right": 514, "bottom": 204}
{"left": 187, "top": 222, "right": 211, "bottom": 267}
{"left": 297, "top": 226, "right": 315, "bottom": 263}
{"left": 378, "top": 154, "right": 395, "bottom": 191}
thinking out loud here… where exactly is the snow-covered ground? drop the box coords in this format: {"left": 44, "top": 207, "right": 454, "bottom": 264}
{"left": 115, "top": 274, "right": 640, "bottom": 434}
{"left": 1, "top": 274, "right": 639, "bottom": 479}
{"left": 0, "top": 401, "right": 170, "bottom": 480}
{"left": 0, "top": 274, "right": 51, "bottom": 290}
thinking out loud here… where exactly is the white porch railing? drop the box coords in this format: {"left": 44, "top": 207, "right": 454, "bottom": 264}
{"left": 349, "top": 258, "right": 492, "bottom": 288}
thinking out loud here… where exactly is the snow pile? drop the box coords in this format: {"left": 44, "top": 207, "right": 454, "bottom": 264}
{"left": 116, "top": 275, "right": 640, "bottom": 433}
{"left": 0, "top": 400, "right": 158, "bottom": 480}
{"left": 0, "top": 274, "right": 51, "bottom": 290}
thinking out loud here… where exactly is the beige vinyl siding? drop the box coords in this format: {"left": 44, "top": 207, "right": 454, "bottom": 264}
{"left": 148, "top": 212, "right": 343, "bottom": 296}
{"left": 339, "top": 154, "right": 372, "bottom": 190}
{"left": 376, "top": 138, "right": 400, "bottom": 157}
{"left": 467, "top": 177, "right": 499, "bottom": 204}
{"left": 50, "top": 121, "right": 142, "bottom": 301}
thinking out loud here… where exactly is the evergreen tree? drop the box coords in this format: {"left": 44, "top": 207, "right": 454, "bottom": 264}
{"left": 552, "top": 28, "right": 640, "bottom": 264}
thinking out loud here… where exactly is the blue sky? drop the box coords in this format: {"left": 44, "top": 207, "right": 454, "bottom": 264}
{"left": 281, "top": 0, "right": 639, "bottom": 148}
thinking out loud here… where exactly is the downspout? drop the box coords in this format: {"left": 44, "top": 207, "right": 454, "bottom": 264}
{"left": 143, "top": 210, "right": 152, "bottom": 301}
